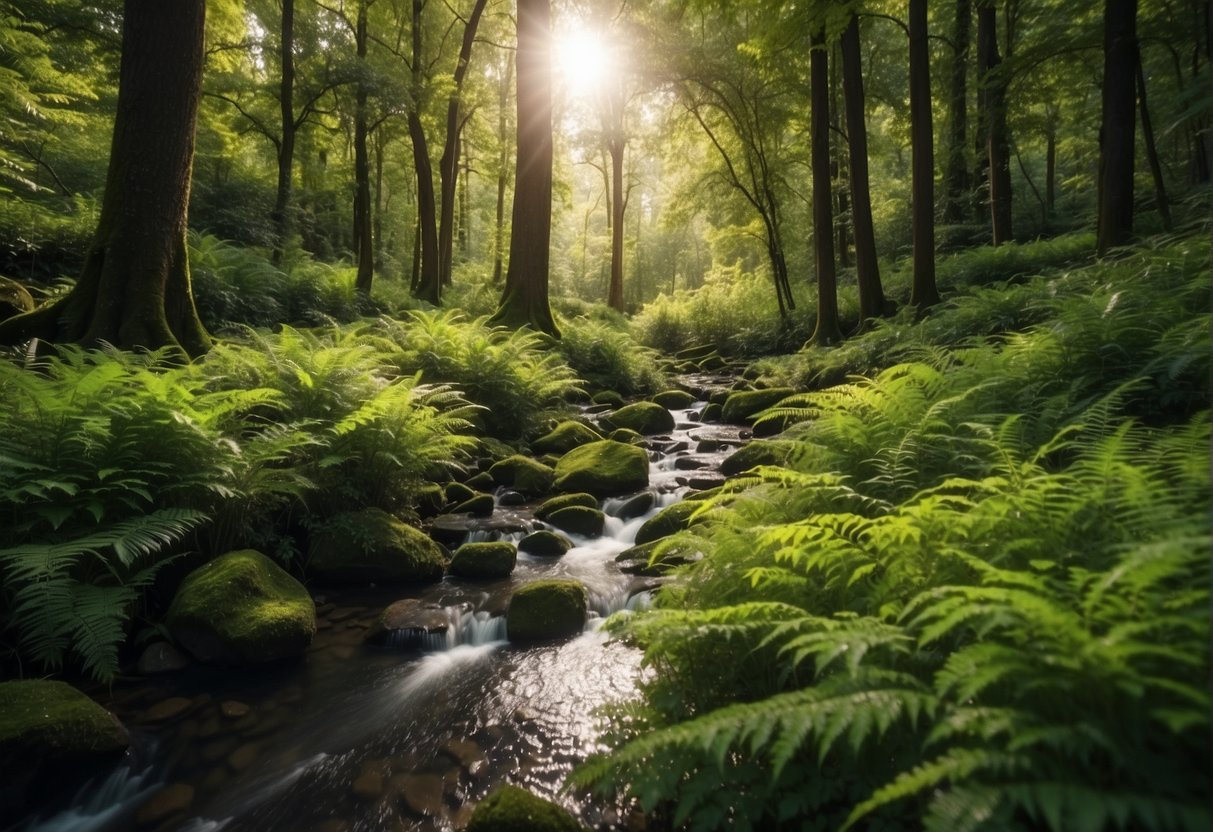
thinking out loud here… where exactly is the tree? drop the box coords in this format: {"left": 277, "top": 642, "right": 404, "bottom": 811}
{"left": 408, "top": 0, "right": 441, "bottom": 303}
{"left": 489, "top": 0, "right": 559, "bottom": 335}
{"left": 977, "top": 0, "right": 1013, "bottom": 244}
{"left": 808, "top": 27, "right": 842, "bottom": 346}
{"left": 943, "top": 0, "right": 972, "bottom": 223}
{"left": 909, "top": 0, "right": 939, "bottom": 308}
{"left": 0, "top": 0, "right": 209, "bottom": 356}
{"left": 1096, "top": 0, "right": 1137, "bottom": 254}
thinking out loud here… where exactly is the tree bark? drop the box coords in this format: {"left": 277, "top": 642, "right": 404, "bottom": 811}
{"left": 352, "top": 0, "right": 374, "bottom": 293}
{"left": 1135, "top": 51, "right": 1171, "bottom": 230}
{"left": 0, "top": 0, "right": 209, "bottom": 357}
{"left": 489, "top": 0, "right": 558, "bottom": 336}
{"left": 438, "top": 0, "right": 489, "bottom": 288}
{"left": 840, "top": 13, "right": 885, "bottom": 328}
{"left": 909, "top": 0, "right": 940, "bottom": 309}
{"left": 1097, "top": 0, "right": 1138, "bottom": 254}
{"left": 943, "top": 0, "right": 971, "bottom": 223}
{"left": 410, "top": 0, "right": 441, "bottom": 303}
{"left": 809, "top": 29, "right": 842, "bottom": 347}
{"left": 977, "top": 1, "right": 1012, "bottom": 245}
{"left": 492, "top": 54, "right": 513, "bottom": 285}
{"left": 271, "top": 0, "right": 296, "bottom": 265}
{"left": 607, "top": 131, "right": 626, "bottom": 311}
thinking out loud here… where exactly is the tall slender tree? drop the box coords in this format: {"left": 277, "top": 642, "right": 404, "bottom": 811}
{"left": 943, "top": 0, "right": 971, "bottom": 223}
{"left": 409, "top": 0, "right": 441, "bottom": 303}
{"left": 809, "top": 27, "right": 842, "bottom": 346}
{"left": 977, "top": 0, "right": 1012, "bottom": 244}
{"left": 1097, "top": 0, "right": 1138, "bottom": 253}
{"left": 909, "top": 0, "right": 939, "bottom": 308}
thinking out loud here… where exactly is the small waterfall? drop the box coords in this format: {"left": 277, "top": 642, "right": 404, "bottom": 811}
{"left": 391, "top": 606, "right": 506, "bottom": 651}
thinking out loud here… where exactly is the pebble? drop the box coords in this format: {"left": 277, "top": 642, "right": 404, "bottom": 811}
{"left": 135, "top": 642, "right": 189, "bottom": 675}
{"left": 443, "top": 739, "right": 487, "bottom": 775}
{"left": 135, "top": 783, "right": 194, "bottom": 826}
{"left": 140, "top": 696, "right": 193, "bottom": 723}
{"left": 352, "top": 767, "right": 384, "bottom": 800}
{"left": 220, "top": 700, "right": 250, "bottom": 719}
{"left": 227, "top": 742, "right": 259, "bottom": 771}
{"left": 399, "top": 773, "right": 445, "bottom": 816}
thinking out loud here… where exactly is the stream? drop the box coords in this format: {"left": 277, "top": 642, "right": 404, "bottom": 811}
{"left": 12, "top": 376, "right": 747, "bottom": 832}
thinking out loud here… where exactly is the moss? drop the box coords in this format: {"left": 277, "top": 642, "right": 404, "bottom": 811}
{"left": 465, "top": 471, "right": 495, "bottom": 491}
{"left": 488, "top": 455, "right": 556, "bottom": 496}
{"left": 602, "top": 401, "right": 675, "bottom": 435}
{"left": 701, "top": 402, "right": 723, "bottom": 421}
{"left": 591, "top": 390, "right": 625, "bottom": 408}
{"left": 167, "top": 550, "right": 316, "bottom": 664}
{"left": 308, "top": 508, "right": 449, "bottom": 584}
{"left": 506, "top": 580, "right": 589, "bottom": 643}
{"left": 452, "top": 493, "right": 495, "bottom": 517}
{"left": 467, "top": 784, "right": 582, "bottom": 832}
{"left": 536, "top": 492, "right": 599, "bottom": 519}
{"left": 554, "top": 440, "right": 649, "bottom": 497}
{"left": 448, "top": 542, "right": 517, "bottom": 579}
{"left": 415, "top": 483, "right": 446, "bottom": 518}
{"left": 545, "top": 505, "right": 605, "bottom": 537}
{"left": 531, "top": 420, "right": 603, "bottom": 455}
{"left": 674, "top": 344, "right": 719, "bottom": 361}
{"left": 634, "top": 501, "right": 700, "bottom": 545}
{"left": 650, "top": 389, "right": 696, "bottom": 409}
{"left": 519, "top": 530, "right": 572, "bottom": 557}
{"left": 721, "top": 387, "right": 796, "bottom": 424}
{"left": 720, "top": 440, "right": 795, "bottom": 476}
{"left": 0, "top": 680, "right": 128, "bottom": 765}
{"left": 445, "top": 481, "right": 477, "bottom": 505}
{"left": 608, "top": 427, "right": 644, "bottom": 445}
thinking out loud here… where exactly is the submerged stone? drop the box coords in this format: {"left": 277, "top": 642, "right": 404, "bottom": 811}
{"left": 309, "top": 509, "right": 449, "bottom": 584}
{"left": 506, "top": 580, "right": 589, "bottom": 643}
{"left": 553, "top": 440, "right": 649, "bottom": 497}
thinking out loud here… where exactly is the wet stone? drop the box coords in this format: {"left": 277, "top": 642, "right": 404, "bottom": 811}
{"left": 444, "top": 739, "right": 488, "bottom": 775}
{"left": 688, "top": 474, "right": 728, "bottom": 491}
{"left": 695, "top": 439, "right": 722, "bottom": 453}
{"left": 498, "top": 490, "right": 527, "bottom": 506}
{"left": 400, "top": 773, "right": 445, "bottom": 816}
{"left": 614, "top": 491, "right": 654, "bottom": 520}
{"left": 227, "top": 742, "right": 259, "bottom": 771}
{"left": 196, "top": 716, "right": 221, "bottom": 738}
{"left": 200, "top": 737, "right": 238, "bottom": 763}
{"left": 673, "top": 455, "right": 708, "bottom": 470}
{"left": 352, "top": 768, "right": 384, "bottom": 800}
{"left": 315, "top": 618, "right": 333, "bottom": 630}
{"left": 136, "top": 783, "right": 194, "bottom": 827}
{"left": 220, "top": 700, "right": 250, "bottom": 719}
{"left": 136, "top": 641, "right": 189, "bottom": 675}
{"left": 140, "top": 696, "right": 193, "bottom": 723}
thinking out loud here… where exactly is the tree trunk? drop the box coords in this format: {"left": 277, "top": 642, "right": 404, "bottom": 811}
{"left": 271, "top": 0, "right": 295, "bottom": 266}
{"left": 1045, "top": 118, "right": 1056, "bottom": 220}
{"left": 373, "top": 125, "right": 385, "bottom": 270}
{"left": 489, "top": 0, "right": 558, "bottom": 336}
{"left": 809, "top": 29, "right": 842, "bottom": 347}
{"left": 409, "top": 0, "right": 441, "bottom": 303}
{"left": 459, "top": 150, "right": 471, "bottom": 256}
{"left": 1097, "top": 0, "right": 1138, "bottom": 254}
{"left": 977, "top": 1, "right": 1012, "bottom": 245}
{"left": 840, "top": 13, "right": 885, "bottom": 327}
{"left": 909, "top": 0, "right": 940, "bottom": 309}
{"left": 0, "top": 0, "right": 209, "bottom": 357}
{"left": 1135, "top": 52, "right": 1172, "bottom": 230}
{"left": 438, "top": 0, "right": 489, "bottom": 288}
{"left": 492, "top": 54, "right": 513, "bottom": 285}
{"left": 943, "top": 0, "right": 971, "bottom": 223}
{"left": 352, "top": 1, "right": 374, "bottom": 293}
{"left": 830, "top": 42, "right": 850, "bottom": 269}
{"left": 607, "top": 133, "right": 626, "bottom": 311}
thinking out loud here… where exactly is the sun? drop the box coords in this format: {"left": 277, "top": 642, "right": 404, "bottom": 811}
{"left": 555, "top": 24, "right": 614, "bottom": 97}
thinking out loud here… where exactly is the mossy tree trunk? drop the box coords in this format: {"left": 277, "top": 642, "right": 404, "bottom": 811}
{"left": 0, "top": 0, "right": 209, "bottom": 357}
{"left": 809, "top": 28, "right": 842, "bottom": 347}
{"left": 909, "top": 0, "right": 940, "bottom": 310}
{"left": 489, "top": 0, "right": 558, "bottom": 337}
{"left": 352, "top": 0, "right": 375, "bottom": 294}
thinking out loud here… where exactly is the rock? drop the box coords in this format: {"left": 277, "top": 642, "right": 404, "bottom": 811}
{"left": 701, "top": 402, "right": 723, "bottom": 421}
{"left": 308, "top": 509, "right": 449, "bottom": 584}
{"left": 607, "top": 427, "right": 644, "bottom": 445}
{"left": 688, "top": 474, "right": 727, "bottom": 491}
{"left": 531, "top": 420, "right": 603, "bottom": 455}
{"left": 365, "top": 599, "right": 454, "bottom": 645}
{"left": 428, "top": 514, "right": 529, "bottom": 548}
{"left": 415, "top": 483, "right": 446, "bottom": 518}
{"left": 673, "top": 455, "right": 708, "bottom": 470}
{"left": 444, "top": 739, "right": 487, "bottom": 775}
{"left": 136, "top": 783, "right": 194, "bottom": 826}
{"left": 635, "top": 501, "right": 700, "bottom": 545}
{"left": 613, "top": 491, "right": 654, "bottom": 520}
{"left": 602, "top": 401, "right": 675, "bottom": 435}
{"left": 220, "top": 700, "right": 251, "bottom": 719}
{"left": 445, "top": 481, "right": 477, "bottom": 506}
{"left": 140, "top": 697, "right": 194, "bottom": 724}
{"left": 167, "top": 550, "right": 316, "bottom": 664}
{"left": 452, "top": 493, "right": 495, "bottom": 517}
{"left": 553, "top": 441, "right": 649, "bottom": 497}
{"left": 466, "top": 785, "right": 582, "bottom": 832}
{"left": 400, "top": 773, "right": 445, "bottom": 816}
{"left": 535, "top": 492, "right": 598, "bottom": 520}
{"left": 591, "top": 390, "right": 625, "bottom": 408}
{"left": 719, "top": 440, "right": 794, "bottom": 476}
{"left": 544, "top": 505, "right": 605, "bottom": 537}
{"left": 449, "top": 542, "right": 517, "bottom": 579}
{"left": 695, "top": 439, "right": 721, "bottom": 453}
{"left": 498, "top": 490, "right": 527, "bottom": 506}
{"left": 708, "top": 389, "right": 732, "bottom": 406}
{"left": 0, "top": 276, "right": 34, "bottom": 322}
{"left": 136, "top": 641, "right": 189, "bottom": 675}
{"left": 698, "top": 354, "right": 728, "bottom": 371}
{"left": 352, "top": 767, "right": 383, "bottom": 800}
{"left": 466, "top": 471, "right": 496, "bottom": 490}
{"left": 227, "top": 742, "right": 259, "bottom": 771}
{"left": 488, "top": 455, "right": 555, "bottom": 496}
{"left": 683, "top": 486, "right": 723, "bottom": 502}
{"left": 615, "top": 540, "right": 700, "bottom": 576}
{"left": 518, "top": 530, "right": 572, "bottom": 557}
{"left": 650, "top": 389, "right": 695, "bottom": 409}
{"left": 721, "top": 387, "right": 796, "bottom": 424}
{"left": 506, "top": 580, "right": 589, "bottom": 643}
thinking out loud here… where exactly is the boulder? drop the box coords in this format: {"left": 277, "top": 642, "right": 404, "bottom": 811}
{"left": 518, "top": 530, "right": 572, "bottom": 557}
{"left": 544, "top": 505, "right": 605, "bottom": 538}
{"left": 309, "top": 509, "right": 449, "bottom": 584}
{"left": 452, "top": 493, "right": 495, "bottom": 517}
{"left": 488, "top": 455, "right": 555, "bottom": 496}
{"left": 591, "top": 390, "right": 625, "bottom": 408}
{"left": 531, "top": 421, "right": 603, "bottom": 455}
{"left": 365, "top": 599, "right": 453, "bottom": 645}
{"left": 0, "top": 276, "right": 34, "bottom": 322}
{"left": 448, "top": 542, "right": 517, "bottom": 579}
{"left": 719, "top": 440, "right": 794, "bottom": 476}
{"left": 721, "top": 387, "right": 796, "bottom": 424}
{"left": 634, "top": 501, "right": 700, "bottom": 545}
{"left": 465, "top": 471, "right": 495, "bottom": 491}
{"left": 535, "top": 492, "right": 598, "bottom": 520}
{"left": 613, "top": 491, "right": 654, "bottom": 520}
{"left": 602, "top": 401, "right": 675, "bottom": 435}
{"left": 701, "top": 402, "right": 723, "bottom": 422}
{"left": 415, "top": 484, "right": 446, "bottom": 518}
{"left": 167, "top": 550, "right": 316, "bottom": 664}
{"left": 467, "top": 784, "right": 582, "bottom": 832}
{"left": 444, "top": 481, "right": 477, "bottom": 506}
{"left": 553, "top": 440, "right": 649, "bottom": 497}
{"left": 607, "top": 427, "right": 644, "bottom": 445}
{"left": 650, "top": 389, "right": 695, "bottom": 409}
{"left": 506, "top": 580, "right": 589, "bottom": 643}
{"left": 698, "top": 354, "right": 728, "bottom": 371}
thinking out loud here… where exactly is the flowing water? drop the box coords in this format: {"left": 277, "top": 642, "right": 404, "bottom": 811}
{"left": 12, "top": 383, "right": 747, "bottom": 832}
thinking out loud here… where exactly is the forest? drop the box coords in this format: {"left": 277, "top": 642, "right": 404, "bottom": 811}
{"left": 0, "top": 0, "right": 1208, "bottom": 830}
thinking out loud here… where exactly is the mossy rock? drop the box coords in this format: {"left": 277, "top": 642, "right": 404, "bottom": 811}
{"left": 591, "top": 390, "right": 625, "bottom": 408}
{"left": 554, "top": 440, "right": 649, "bottom": 497}
{"left": 700, "top": 402, "right": 723, "bottom": 422}
{"left": 634, "top": 501, "right": 700, "bottom": 545}
{"left": 720, "top": 440, "right": 794, "bottom": 476}
{"left": 607, "top": 427, "right": 644, "bottom": 445}
{"left": 453, "top": 493, "right": 495, "bottom": 517}
{"left": 467, "top": 784, "right": 582, "bottom": 832}
{"left": 448, "top": 542, "right": 517, "bottom": 579}
{"left": 683, "top": 486, "right": 724, "bottom": 502}
{"left": 488, "top": 455, "right": 555, "bottom": 496}
{"left": 615, "top": 539, "right": 700, "bottom": 576}
{"left": 518, "top": 530, "right": 573, "bottom": 557}
{"left": 544, "top": 505, "right": 605, "bottom": 537}
{"left": 602, "top": 401, "right": 675, "bottom": 435}
{"left": 614, "top": 491, "right": 655, "bottom": 520}
{"left": 445, "top": 481, "right": 477, "bottom": 506}
{"left": 708, "top": 389, "right": 732, "bottom": 406}
{"left": 721, "top": 387, "right": 796, "bottom": 424}
{"left": 415, "top": 484, "right": 446, "bottom": 518}
{"left": 535, "top": 492, "right": 599, "bottom": 520}
{"left": 531, "top": 420, "right": 603, "bottom": 455}
{"left": 650, "top": 389, "right": 696, "bottom": 409}
{"left": 167, "top": 550, "right": 316, "bottom": 664}
{"left": 309, "top": 508, "right": 449, "bottom": 584}
{"left": 506, "top": 580, "right": 589, "bottom": 643}
{"left": 465, "top": 471, "right": 496, "bottom": 491}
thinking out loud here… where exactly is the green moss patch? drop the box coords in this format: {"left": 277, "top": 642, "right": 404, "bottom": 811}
{"left": 531, "top": 421, "right": 603, "bottom": 455}
{"left": 466, "top": 784, "right": 582, "bottom": 832}
{"left": 721, "top": 387, "right": 796, "bottom": 424}
{"left": 308, "top": 508, "right": 449, "bottom": 584}
{"left": 448, "top": 542, "right": 517, "bottom": 579}
{"left": 602, "top": 401, "right": 675, "bottom": 435}
{"left": 634, "top": 501, "right": 700, "bottom": 545}
{"left": 553, "top": 440, "right": 649, "bottom": 497}
{"left": 650, "top": 389, "right": 696, "bottom": 409}
{"left": 544, "top": 505, "right": 605, "bottom": 537}
{"left": 506, "top": 580, "right": 589, "bottom": 643}
{"left": 488, "top": 455, "right": 555, "bottom": 496}
{"left": 719, "top": 440, "right": 794, "bottom": 476}
{"left": 535, "top": 492, "right": 599, "bottom": 520}
{"left": 519, "top": 530, "right": 573, "bottom": 557}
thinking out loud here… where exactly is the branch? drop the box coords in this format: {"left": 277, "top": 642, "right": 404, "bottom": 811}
{"left": 203, "top": 91, "right": 281, "bottom": 149}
